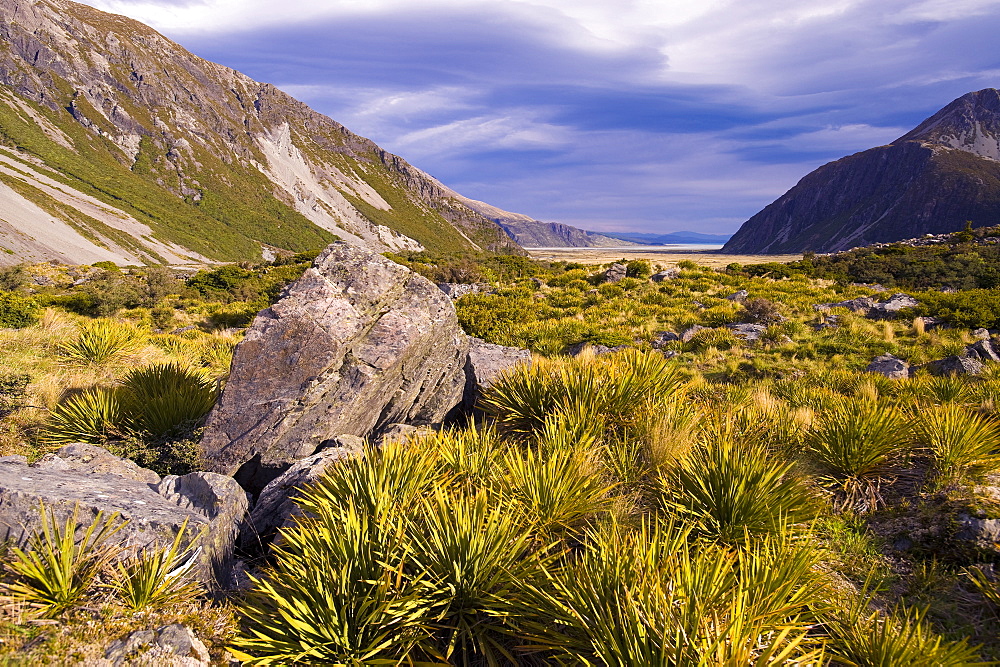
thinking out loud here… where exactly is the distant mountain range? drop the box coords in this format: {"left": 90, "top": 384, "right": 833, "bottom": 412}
{"left": 600, "top": 231, "right": 732, "bottom": 245}
{"left": 724, "top": 88, "right": 1000, "bottom": 254}
{"left": 0, "top": 0, "right": 524, "bottom": 265}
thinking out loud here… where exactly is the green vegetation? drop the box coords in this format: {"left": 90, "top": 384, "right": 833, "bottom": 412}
{"left": 4, "top": 244, "right": 1000, "bottom": 662}
{"left": 0, "top": 291, "right": 39, "bottom": 328}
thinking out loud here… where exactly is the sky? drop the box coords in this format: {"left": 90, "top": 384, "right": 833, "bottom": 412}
{"left": 86, "top": 0, "right": 1000, "bottom": 235}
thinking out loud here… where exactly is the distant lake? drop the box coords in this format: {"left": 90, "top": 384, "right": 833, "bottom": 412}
{"left": 528, "top": 244, "right": 726, "bottom": 252}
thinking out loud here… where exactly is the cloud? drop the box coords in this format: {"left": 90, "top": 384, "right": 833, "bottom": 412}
{"left": 80, "top": 0, "right": 1000, "bottom": 234}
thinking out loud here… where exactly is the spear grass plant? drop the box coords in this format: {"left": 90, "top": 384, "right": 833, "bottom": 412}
{"left": 2, "top": 504, "right": 124, "bottom": 618}
{"left": 118, "top": 362, "right": 219, "bottom": 437}
{"left": 805, "top": 398, "right": 912, "bottom": 510}
{"left": 661, "top": 439, "right": 819, "bottom": 545}
{"left": 58, "top": 318, "right": 145, "bottom": 365}
{"left": 912, "top": 403, "right": 1000, "bottom": 488}
{"left": 40, "top": 387, "right": 124, "bottom": 445}
{"left": 110, "top": 518, "right": 203, "bottom": 612}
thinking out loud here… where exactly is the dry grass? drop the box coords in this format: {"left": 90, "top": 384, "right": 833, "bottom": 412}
{"left": 525, "top": 247, "right": 802, "bottom": 268}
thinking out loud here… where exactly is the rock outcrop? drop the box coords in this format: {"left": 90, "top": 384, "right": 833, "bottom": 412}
{"left": 462, "top": 338, "right": 532, "bottom": 409}
{"left": 104, "top": 624, "right": 210, "bottom": 666}
{"left": 200, "top": 243, "right": 469, "bottom": 493}
{"left": 724, "top": 89, "right": 1000, "bottom": 254}
{"left": 0, "top": 447, "right": 248, "bottom": 585}
{"left": 866, "top": 354, "right": 910, "bottom": 379}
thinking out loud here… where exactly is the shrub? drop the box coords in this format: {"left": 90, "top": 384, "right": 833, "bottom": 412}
{"left": 826, "top": 599, "right": 984, "bottom": 666}
{"left": 0, "top": 291, "right": 40, "bottom": 328}
{"left": 912, "top": 403, "right": 1000, "bottom": 487}
{"left": 625, "top": 260, "right": 652, "bottom": 279}
{"left": 0, "top": 373, "right": 30, "bottom": 418}
{"left": 41, "top": 388, "right": 124, "bottom": 445}
{"left": 741, "top": 297, "right": 783, "bottom": 324}
{"left": 110, "top": 519, "right": 203, "bottom": 612}
{"left": 59, "top": 319, "right": 145, "bottom": 364}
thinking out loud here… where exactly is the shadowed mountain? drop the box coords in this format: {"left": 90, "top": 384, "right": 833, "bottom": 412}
{"left": 724, "top": 89, "right": 1000, "bottom": 254}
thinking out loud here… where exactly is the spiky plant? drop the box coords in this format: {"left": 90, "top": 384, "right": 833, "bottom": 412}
{"left": 40, "top": 387, "right": 124, "bottom": 445}
{"left": 661, "top": 439, "right": 818, "bottom": 544}
{"left": 2, "top": 504, "right": 125, "bottom": 617}
{"left": 519, "top": 518, "right": 825, "bottom": 665}
{"left": 805, "top": 399, "right": 911, "bottom": 510}
{"left": 825, "top": 600, "right": 986, "bottom": 666}
{"left": 913, "top": 403, "right": 1000, "bottom": 487}
{"left": 491, "top": 445, "right": 615, "bottom": 539}
{"left": 406, "top": 489, "right": 551, "bottom": 666}
{"left": 110, "top": 519, "right": 203, "bottom": 612}
{"left": 233, "top": 502, "right": 435, "bottom": 664}
{"left": 59, "top": 318, "right": 145, "bottom": 365}
{"left": 118, "top": 362, "right": 219, "bottom": 437}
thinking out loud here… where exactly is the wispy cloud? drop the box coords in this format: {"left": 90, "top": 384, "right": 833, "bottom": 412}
{"left": 81, "top": 0, "right": 1000, "bottom": 233}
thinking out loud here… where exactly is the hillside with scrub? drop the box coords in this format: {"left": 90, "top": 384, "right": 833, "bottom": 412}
{"left": 1, "top": 235, "right": 1000, "bottom": 663}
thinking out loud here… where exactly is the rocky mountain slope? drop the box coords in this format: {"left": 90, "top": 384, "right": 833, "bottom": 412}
{"left": 724, "top": 89, "right": 1000, "bottom": 254}
{"left": 0, "top": 0, "right": 522, "bottom": 265}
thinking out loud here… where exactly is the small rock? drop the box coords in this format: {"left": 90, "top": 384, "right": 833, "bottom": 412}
{"left": 813, "top": 297, "right": 875, "bottom": 314}
{"left": 973, "top": 328, "right": 991, "bottom": 341}
{"left": 651, "top": 268, "right": 680, "bottom": 282}
{"left": 530, "top": 277, "right": 545, "bottom": 289}
{"left": 914, "top": 316, "right": 943, "bottom": 331}
{"left": 966, "top": 339, "right": 1000, "bottom": 362}
{"left": 680, "top": 325, "right": 706, "bottom": 343}
{"left": 651, "top": 331, "right": 680, "bottom": 349}
{"left": 725, "top": 289, "right": 749, "bottom": 302}
{"left": 567, "top": 342, "right": 625, "bottom": 357}
{"left": 866, "top": 354, "right": 910, "bottom": 379}
{"left": 726, "top": 323, "right": 767, "bottom": 342}
{"left": 603, "top": 263, "right": 627, "bottom": 283}
{"left": 869, "top": 293, "right": 919, "bottom": 318}
{"left": 957, "top": 514, "right": 1000, "bottom": 548}
{"left": 104, "top": 624, "right": 209, "bottom": 666}
{"left": 927, "top": 355, "right": 986, "bottom": 376}
{"left": 437, "top": 283, "right": 488, "bottom": 299}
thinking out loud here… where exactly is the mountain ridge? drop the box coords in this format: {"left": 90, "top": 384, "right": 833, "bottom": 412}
{"left": 724, "top": 88, "right": 1000, "bottom": 254}
{"left": 0, "top": 0, "right": 523, "bottom": 265}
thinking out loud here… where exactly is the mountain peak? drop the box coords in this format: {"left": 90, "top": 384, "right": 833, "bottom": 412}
{"left": 897, "top": 88, "right": 1000, "bottom": 160}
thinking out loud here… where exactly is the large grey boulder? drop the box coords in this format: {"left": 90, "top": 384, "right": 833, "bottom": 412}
{"left": 866, "top": 354, "right": 910, "bottom": 379}
{"left": 0, "top": 455, "right": 248, "bottom": 585}
{"left": 200, "top": 243, "right": 470, "bottom": 493}
{"left": 463, "top": 337, "right": 532, "bottom": 409}
{"left": 243, "top": 436, "right": 364, "bottom": 552}
{"left": 813, "top": 296, "right": 875, "bottom": 314}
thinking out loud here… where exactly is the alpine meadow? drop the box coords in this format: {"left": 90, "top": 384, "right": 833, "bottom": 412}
{"left": 2, "top": 0, "right": 1000, "bottom": 665}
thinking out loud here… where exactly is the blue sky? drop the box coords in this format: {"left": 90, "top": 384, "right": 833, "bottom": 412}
{"left": 88, "top": 0, "right": 1000, "bottom": 235}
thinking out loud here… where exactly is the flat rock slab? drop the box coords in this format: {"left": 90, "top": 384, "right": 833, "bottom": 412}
{"left": 0, "top": 459, "right": 247, "bottom": 585}
{"left": 200, "top": 242, "right": 469, "bottom": 493}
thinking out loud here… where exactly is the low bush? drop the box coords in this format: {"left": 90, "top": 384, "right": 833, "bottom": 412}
{"left": 0, "top": 291, "right": 40, "bottom": 328}
{"left": 59, "top": 319, "right": 145, "bottom": 364}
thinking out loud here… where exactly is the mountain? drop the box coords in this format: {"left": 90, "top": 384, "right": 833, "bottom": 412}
{"left": 0, "top": 0, "right": 522, "bottom": 266}
{"left": 723, "top": 89, "right": 1000, "bottom": 254}
{"left": 601, "top": 231, "right": 732, "bottom": 245}
{"left": 449, "top": 198, "right": 638, "bottom": 247}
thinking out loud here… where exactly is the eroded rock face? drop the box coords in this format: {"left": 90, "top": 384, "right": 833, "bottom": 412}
{"left": 200, "top": 243, "right": 469, "bottom": 493}
{"left": 0, "top": 454, "right": 248, "bottom": 585}
{"left": 242, "top": 436, "right": 364, "bottom": 552}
